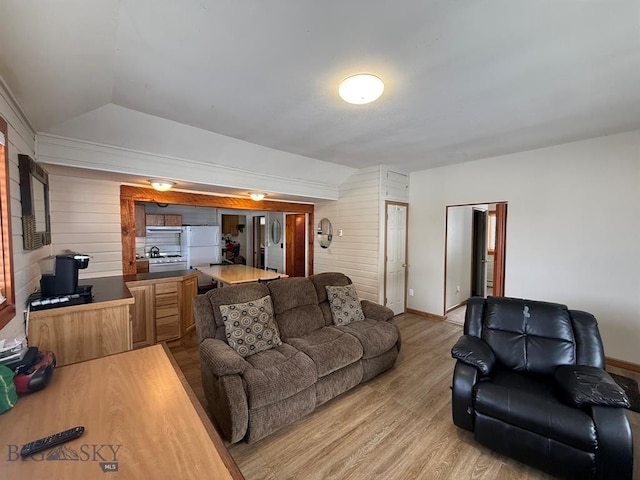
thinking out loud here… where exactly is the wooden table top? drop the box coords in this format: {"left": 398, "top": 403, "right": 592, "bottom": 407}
{"left": 0, "top": 344, "right": 244, "bottom": 480}
{"left": 196, "top": 264, "right": 287, "bottom": 285}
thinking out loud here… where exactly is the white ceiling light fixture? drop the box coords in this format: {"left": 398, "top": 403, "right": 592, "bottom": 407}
{"left": 338, "top": 73, "right": 385, "bottom": 105}
{"left": 149, "top": 179, "right": 175, "bottom": 191}
{"left": 250, "top": 192, "right": 266, "bottom": 201}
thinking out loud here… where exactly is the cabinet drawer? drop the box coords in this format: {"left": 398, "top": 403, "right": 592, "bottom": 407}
{"left": 156, "top": 292, "right": 178, "bottom": 308}
{"left": 155, "top": 282, "right": 178, "bottom": 295}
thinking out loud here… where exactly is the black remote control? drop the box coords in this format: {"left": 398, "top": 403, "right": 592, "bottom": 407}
{"left": 20, "top": 426, "right": 85, "bottom": 457}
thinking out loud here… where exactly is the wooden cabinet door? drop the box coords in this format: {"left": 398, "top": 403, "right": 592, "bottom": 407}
{"left": 146, "top": 214, "right": 165, "bottom": 226}
{"left": 135, "top": 203, "right": 146, "bottom": 236}
{"left": 222, "top": 215, "right": 239, "bottom": 235}
{"left": 155, "top": 281, "right": 180, "bottom": 342}
{"left": 181, "top": 276, "right": 198, "bottom": 335}
{"left": 164, "top": 214, "right": 182, "bottom": 226}
{"left": 129, "top": 284, "right": 155, "bottom": 348}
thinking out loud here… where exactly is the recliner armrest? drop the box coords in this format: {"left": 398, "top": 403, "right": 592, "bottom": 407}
{"left": 199, "top": 338, "right": 249, "bottom": 376}
{"left": 360, "top": 300, "right": 394, "bottom": 322}
{"left": 554, "top": 365, "right": 630, "bottom": 408}
{"left": 451, "top": 335, "right": 496, "bottom": 376}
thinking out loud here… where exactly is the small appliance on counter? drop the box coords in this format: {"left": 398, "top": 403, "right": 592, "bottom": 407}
{"left": 28, "top": 254, "right": 93, "bottom": 311}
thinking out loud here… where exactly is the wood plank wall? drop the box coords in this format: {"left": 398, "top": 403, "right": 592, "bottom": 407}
{"left": 0, "top": 81, "right": 38, "bottom": 337}
{"left": 315, "top": 166, "right": 409, "bottom": 305}
{"left": 49, "top": 175, "right": 123, "bottom": 278}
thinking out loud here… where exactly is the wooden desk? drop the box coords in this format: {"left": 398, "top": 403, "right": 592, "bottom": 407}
{"left": 0, "top": 344, "right": 244, "bottom": 480}
{"left": 197, "top": 265, "right": 287, "bottom": 287}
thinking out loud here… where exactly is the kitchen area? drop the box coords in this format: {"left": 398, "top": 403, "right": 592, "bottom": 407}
{"left": 134, "top": 202, "right": 249, "bottom": 287}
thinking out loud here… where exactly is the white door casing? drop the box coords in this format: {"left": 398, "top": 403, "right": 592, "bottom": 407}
{"left": 385, "top": 203, "right": 407, "bottom": 315}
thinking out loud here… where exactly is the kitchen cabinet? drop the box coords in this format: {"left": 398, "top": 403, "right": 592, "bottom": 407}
{"left": 129, "top": 283, "right": 155, "bottom": 349}
{"left": 136, "top": 260, "right": 149, "bottom": 274}
{"left": 135, "top": 203, "right": 146, "bottom": 236}
{"left": 146, "top": 214, "right": 182, "bottom": 226}
{"left": 126, "top": 272, "right": 199, "bottom": 348}
{"left": 181, "top": 275, "right": 198, "bottom": 335}
{"left": 27, "top": 277, "right": 134, "bottom": 367}
{"left": 155, "top": 281, "right": 180, "bottom": 342}
{"left": 222, "top": 214, "right": 240, "bottom": 235}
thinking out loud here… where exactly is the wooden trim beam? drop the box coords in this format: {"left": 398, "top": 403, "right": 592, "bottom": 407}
{"left": 120, "top": 186, "right": 315, "bottom": 275}
{"left": 606, "top": 357, "right": 640, "bottom": 374}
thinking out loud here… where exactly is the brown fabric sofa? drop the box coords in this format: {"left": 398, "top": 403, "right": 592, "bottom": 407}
{"left": 193, "top": 272, "right": 401, "bottom": 443}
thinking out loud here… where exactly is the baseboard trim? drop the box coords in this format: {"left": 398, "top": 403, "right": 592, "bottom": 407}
{"left": 445, "top": 300, "right": 467, "bottom": 314}
{"left": 606, "top": 357, "right": 640, "bottom": 374}
{"left": 406, "top": 308, "right": 446, "bottom": 322}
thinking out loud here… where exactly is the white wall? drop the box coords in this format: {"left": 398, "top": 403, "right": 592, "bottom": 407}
{"left": 445, "top": 206, "right": 473, "bottom": 310}
{"left": 408, "top": 130, "right": 640, "bottom": 363}
{"left": 0, "top": 81, "right": 44, "bottom": 340}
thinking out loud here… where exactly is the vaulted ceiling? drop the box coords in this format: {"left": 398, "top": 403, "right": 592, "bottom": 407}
{"left": 1, "top": 0, "right": 639, "bottom": 173}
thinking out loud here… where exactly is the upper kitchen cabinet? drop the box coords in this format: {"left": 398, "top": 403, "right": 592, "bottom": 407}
{"left": 135, "top": 203, "right": 146, "bottom": 237}
{"left": 146, "top": 214, "right": 182, "bottom": 227}
{"left": 222, "top": 214, "right": 239, "bottom": 235}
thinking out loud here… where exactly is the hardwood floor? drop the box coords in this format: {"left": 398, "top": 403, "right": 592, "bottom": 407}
{"left": 170, "top": 313, "right": 639, "bottom": 480}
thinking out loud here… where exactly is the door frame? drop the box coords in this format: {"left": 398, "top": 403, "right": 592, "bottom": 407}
{"left": 384, "top": 201, "right": 409, "bottom": 314}
{"left": 444, "top": 201, "right": 507, "bottom": 315}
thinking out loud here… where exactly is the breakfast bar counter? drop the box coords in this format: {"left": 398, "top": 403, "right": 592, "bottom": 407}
{"left": 28, "top": 270, "right": 200, "bottom": 367}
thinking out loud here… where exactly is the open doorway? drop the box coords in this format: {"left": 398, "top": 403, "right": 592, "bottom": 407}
{"left": 444, "top": 202, "right": 507, "bottom": 322}
{"left": 253, "top": 216, "right": 265, "bottom": 269}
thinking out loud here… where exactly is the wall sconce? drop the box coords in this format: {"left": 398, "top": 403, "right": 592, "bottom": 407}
{"left": 250, "top": 192, "right": 265, "bottom": 201}
{"left": 149, "top": 179, "right": 175, "bottom": 191}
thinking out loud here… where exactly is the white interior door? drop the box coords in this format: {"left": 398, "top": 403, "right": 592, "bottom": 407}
{"left": 385, "top": 203, "right": 407, "bottom": 315}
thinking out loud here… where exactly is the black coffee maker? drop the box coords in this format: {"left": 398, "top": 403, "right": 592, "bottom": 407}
{"left": 39, "top": 254, "right": 92, "bottom": 297}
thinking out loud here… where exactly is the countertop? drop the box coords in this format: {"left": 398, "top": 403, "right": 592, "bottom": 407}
{"left": 30, "top": 270, "right": 200, "bottom": 317}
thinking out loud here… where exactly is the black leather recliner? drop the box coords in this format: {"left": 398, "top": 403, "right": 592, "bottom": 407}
{"left": 451, "top": 296, "right": 633, "bottom": 479}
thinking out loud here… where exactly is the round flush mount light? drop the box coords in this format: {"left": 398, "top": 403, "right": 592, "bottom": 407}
{"left": 149, "top": 179, "right": 175, "bottom": 191}
{"left": 338, "top": 73, "right": 384, "bottom": 105}
{"left": 249, "top": 192, "right": 266, "bottom": 201}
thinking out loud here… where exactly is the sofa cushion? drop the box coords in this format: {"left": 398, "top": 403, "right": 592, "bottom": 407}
{"left": 474, "top": 370, "right": 596, "bottom": 452}
{"left": 243, "top": 343, "right": 317, "bottom": 409}
{"left": 326, "top": 284, "right": 365, "bottom": 326}
{"left": 310, "top": 272, "right": 352, "bottom": 325}
{"left": 268, "top": 278, "right": 325, "bottom": 338}
{"left": 287, "top": 326, "right": 363, "bottom": 377}
{"left": 336, "top": 319, "right": 399, "bottom": 359}
{"left": 220, "top": 295, "right": 282, "bottom": 358}
{"left": 195, "top": 283, "right": 270, "bottom": 342}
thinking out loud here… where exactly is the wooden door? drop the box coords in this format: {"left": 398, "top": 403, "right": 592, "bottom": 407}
{"left": 129, "top": 284, "right": 155, "bottom": 348}
{"left": 286, "top": 214, "right": 306, "bottom": 277}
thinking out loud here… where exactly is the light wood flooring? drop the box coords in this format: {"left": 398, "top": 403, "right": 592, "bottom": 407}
{"left": 171, "top": 313, "right": 639, "bottom": 480}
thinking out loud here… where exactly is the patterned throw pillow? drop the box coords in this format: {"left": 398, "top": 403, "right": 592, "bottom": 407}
{"left": 220, "top": 295, "right": 282, "bottom": 358}
{"left": 326, "top": 284, "right": 365, "bottom": 326}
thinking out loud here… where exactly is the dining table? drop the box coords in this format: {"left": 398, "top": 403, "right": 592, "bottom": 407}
{"left": 196, "top": 264, "right": 287, "bottom": 287}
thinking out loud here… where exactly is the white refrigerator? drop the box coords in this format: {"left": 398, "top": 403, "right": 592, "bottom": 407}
{"left": 181, "top": 226, "right": 221, "bottom": 269}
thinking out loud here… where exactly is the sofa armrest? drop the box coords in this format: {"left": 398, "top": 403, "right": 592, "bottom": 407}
{"left": 451, "top": 335, "right": 496, "bottom": 376}
{"left": 554, "top": 365, "right": 630, "bottom": 408}
{"left": 199, "top": 338, "right": 249, "bottom": 376}
{"left": 361, "top": 300, "right": 394, "bottom": 322}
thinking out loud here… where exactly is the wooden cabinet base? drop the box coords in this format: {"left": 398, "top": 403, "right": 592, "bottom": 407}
{"left": 28, "top": 303, "right": 132, "bottom": 367}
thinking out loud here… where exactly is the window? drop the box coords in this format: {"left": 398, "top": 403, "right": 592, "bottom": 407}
{"left": 487, "top": 210, "right": 497, "bottom": 255}
{"left": 0, "top": 116, "right": 16, "bottom": 329}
